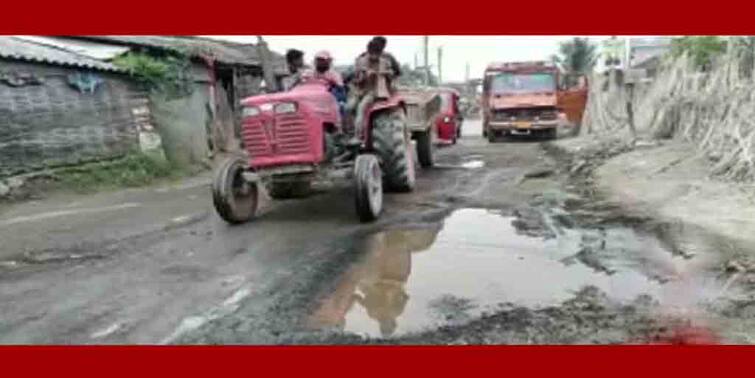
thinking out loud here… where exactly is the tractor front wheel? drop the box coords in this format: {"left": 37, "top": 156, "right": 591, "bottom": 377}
{"left": 354, "top": 154, "right": 383, "bottom": 222}
{"left": 212, "top": 157, "right": 258, "bottom": 224}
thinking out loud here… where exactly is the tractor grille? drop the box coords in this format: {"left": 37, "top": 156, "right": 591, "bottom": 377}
{"left": 274, "top": 114, "right": 310, "bottom": 154}
{"left": 494, "top": 107, "right": 557, "bottom": 122}
{"left": 241, "top": 118, "right": 272, "bottom": 157}
{"left": 240, "top": 114, "right": 310, "bottom": 158}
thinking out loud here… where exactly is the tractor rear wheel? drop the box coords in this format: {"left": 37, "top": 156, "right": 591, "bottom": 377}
{"left": 415, "top": 129, "right": 434, "bottom": 168}
{"left": 372, "top": 110, "right": 416, "bottom": 192}
{"left": 212, "top": 156, "right": 258, "bottom": 224}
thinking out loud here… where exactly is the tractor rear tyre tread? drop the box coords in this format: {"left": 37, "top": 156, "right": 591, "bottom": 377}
{"left": 372, "top": 111, "right": 416, "bottom": 192}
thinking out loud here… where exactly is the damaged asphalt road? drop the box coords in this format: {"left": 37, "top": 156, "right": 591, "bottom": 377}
{"left": 0, "top": 120, "right": 742, "bottom": 344}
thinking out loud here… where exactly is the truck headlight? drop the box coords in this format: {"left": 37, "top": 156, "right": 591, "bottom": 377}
{"left": 242, "top": 106, "right": 260, "bottom": 118}
{"left": 274, "top": 102, "right": 297, "bottom": 114}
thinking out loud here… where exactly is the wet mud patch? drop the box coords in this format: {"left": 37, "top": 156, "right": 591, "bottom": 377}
{"left": 304, "top": 208, "right": 705, "bottom": 340}
{"left": 434, "top": 154, "right": 486, "bottom": 170}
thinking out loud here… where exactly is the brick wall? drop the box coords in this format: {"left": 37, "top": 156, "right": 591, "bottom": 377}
{"left": 0, "top": 60, "right": 147, "bottom": 178}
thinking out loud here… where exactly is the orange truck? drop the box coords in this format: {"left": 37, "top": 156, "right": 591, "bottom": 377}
{"left": 481, "top": 61, "right": 587, "bottom": 142}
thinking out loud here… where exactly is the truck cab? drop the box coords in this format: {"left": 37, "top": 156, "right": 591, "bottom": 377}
{"left": 482, "top": 61, "right": 561, "bottom": 141}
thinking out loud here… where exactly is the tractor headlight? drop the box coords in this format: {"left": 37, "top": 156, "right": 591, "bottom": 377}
{"left": 274, "top": 102, "right": 297, "bottom": 114}
{"left": 242, "top": 106, "right": 260, "bottom": 118}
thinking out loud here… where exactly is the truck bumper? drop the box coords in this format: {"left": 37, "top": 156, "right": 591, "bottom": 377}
{"left": 488, "top": 120, "right": 558, "bottom": 132}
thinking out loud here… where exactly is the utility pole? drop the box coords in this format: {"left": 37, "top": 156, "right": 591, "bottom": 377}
{"left": 256, "top": 36, "right": 278, "bottom": 93}
{"left": 465, "top": 62, "right": 471, "bottom": 96}
{"left": 414, "top": 53, "right": 418, "bottom": 70}
{"left": 437, "top": 46, "right": 443, "bottom": 84}
{"left": 423, "top": 36, "right": 430, "bottom": 86}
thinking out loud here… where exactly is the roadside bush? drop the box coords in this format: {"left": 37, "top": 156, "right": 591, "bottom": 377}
{"left": 113, "top": 52, "right": 193, "bottom": 98}
{"left": 56, "top": 153, "right": 185, "bottom": 192}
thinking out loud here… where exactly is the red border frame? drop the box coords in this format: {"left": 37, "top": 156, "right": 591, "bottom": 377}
{"left": 3, "top": 0, "right": 755, "bottom": 34}
{"left": 3, "top": 0, "right": 755, "bottom": 373}
{"left": 3, "top": 345, "right": 752, "bottom": 376}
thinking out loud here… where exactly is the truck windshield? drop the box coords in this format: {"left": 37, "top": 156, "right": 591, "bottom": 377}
{"left": 490, "top": 73, "right": 555, "bottom": 93}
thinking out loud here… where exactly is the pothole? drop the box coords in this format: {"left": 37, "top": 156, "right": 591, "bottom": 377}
{"left": 306, "top": 208, "right": 719, "bottom": 338}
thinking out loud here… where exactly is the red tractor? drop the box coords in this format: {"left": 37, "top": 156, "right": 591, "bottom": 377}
{"left": 212, "top": 72, "right": 415, "bottom": 224}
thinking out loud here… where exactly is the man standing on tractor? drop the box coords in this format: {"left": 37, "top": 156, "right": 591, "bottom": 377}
{"left": 358, "top": 36, "right": 402, "bottom": 79}
{"left": 282, "top": 49, "right": 307, "bottom": 91}
{"left": 345, "top": 37, "right": 400, "bottom": 146}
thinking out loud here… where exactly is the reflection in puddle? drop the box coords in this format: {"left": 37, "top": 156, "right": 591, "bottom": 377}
{"left": 308, "top": 209, "right": 715, "bottom": 338}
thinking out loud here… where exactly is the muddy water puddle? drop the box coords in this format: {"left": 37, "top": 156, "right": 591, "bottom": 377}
{"left": 309, "top": 208, "right": 723, "bottom": 338}
{"left": 435, "top": 155, "right": 486, "bottom": 170}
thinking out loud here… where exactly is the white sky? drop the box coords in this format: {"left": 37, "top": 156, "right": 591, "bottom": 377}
{"left": 208, "top": 35, "right": 614, "bottom": 82}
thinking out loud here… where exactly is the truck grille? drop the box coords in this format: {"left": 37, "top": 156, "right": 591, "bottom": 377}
{"left": 405, "top": 104, "right": 422, "bottom": 126}
{"left": 240, "top": 114, "right": 310, "bottom": 158}
{"left": 494, "top": 108, "right": 557, "bottom": 121}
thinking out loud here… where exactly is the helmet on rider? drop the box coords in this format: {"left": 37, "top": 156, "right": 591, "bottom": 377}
{"left": 314, "top": 50, "right": 333, "bottom": 73}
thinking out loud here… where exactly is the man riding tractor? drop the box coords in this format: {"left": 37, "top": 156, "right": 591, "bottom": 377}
{"left": 281, "top": 48, "right": 308, "bottom": 91}
{"left": 345, "top": 37, "right": 399, "bottom": 146}
{"left": 211, "top": 43, "right": 415, "bottom": 224}
{"left": 300, "top": 50, "right": 347, "bottom": 114}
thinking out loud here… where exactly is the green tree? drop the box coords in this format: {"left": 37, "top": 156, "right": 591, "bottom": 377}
{"left": 670, "top": 36, "right": 727, "bottom": 71}
{"left": 552, "top": 37, "right": 597, "bottom": 87}
{"left": 553, "top": 38, "right": 597, "bottom": 73}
